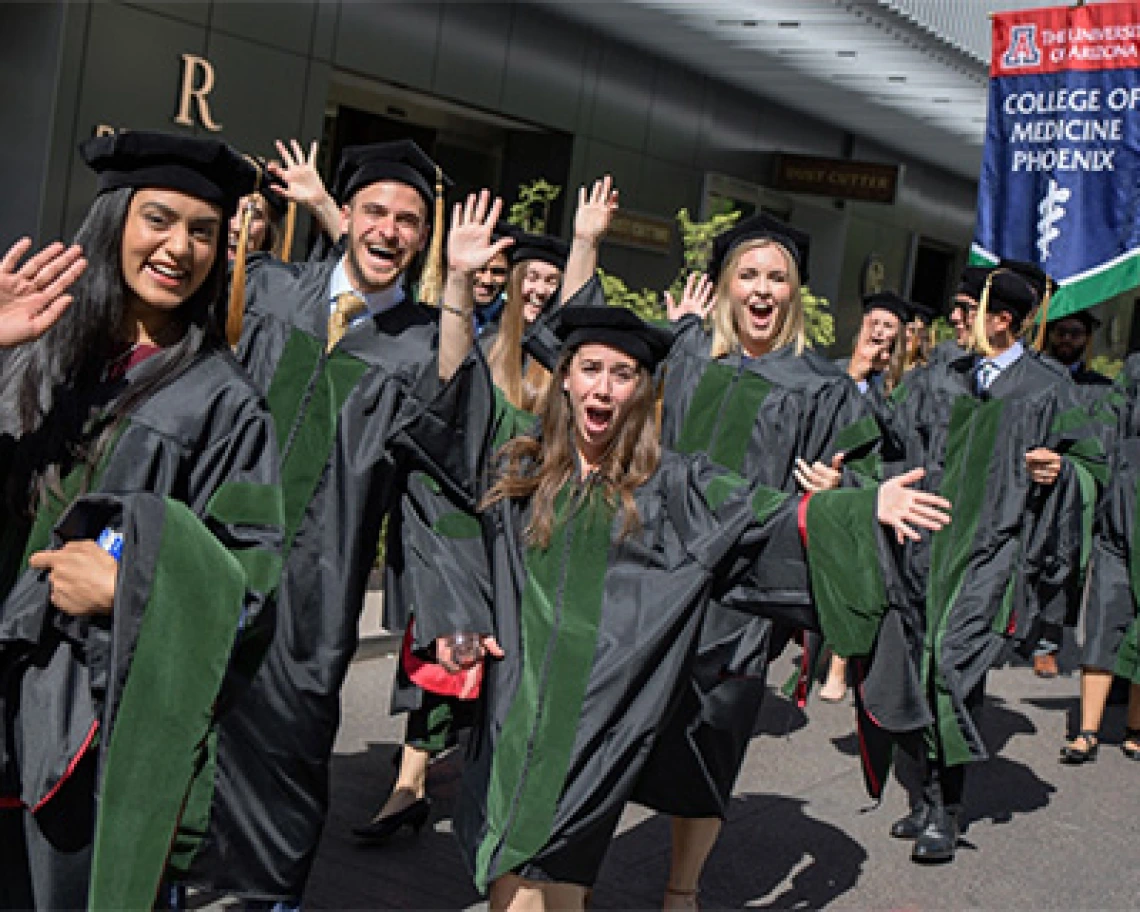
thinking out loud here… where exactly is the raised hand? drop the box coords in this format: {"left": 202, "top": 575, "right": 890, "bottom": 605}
{"left": 440, "top": 192, "right": 513, "bottom": 381}
{"left": 572, "top": 174, "right": 619, "bottom": 245}
{"left": 794, "top": 452, "right": 844, "bottom": 493}
{"left": 665, "top": 271, "right": 715, "bottom": 323}
{"left": 0, "top": 237, "right": 86, "bottom": 348}
{"left": 876, "top": 467, "right": 952, "bottom": 544}
{"left": 269, "top": 139, "right": 341, "bottom": 239}
{"left": 447, "top": 190, "right": 514, "bottom": 276}
{"left": 269, "top": 139, "right": 327, "bottom": 209}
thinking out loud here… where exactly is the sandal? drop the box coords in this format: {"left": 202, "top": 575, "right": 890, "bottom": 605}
{"left": 1059, "top": 730, "right": 1099, "bottom": 765}
{"left": 663, "top": 886, "right": 700, "bottom": 910}
{"left": 1123, "top": 727, "right": 1140, "bottom": 761}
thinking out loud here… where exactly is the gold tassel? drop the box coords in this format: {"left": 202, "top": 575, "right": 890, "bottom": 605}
{"left": 227, "top": 157, "right": 262, "bottom": 348}
{"left": 972, "top": 271, "right": 996, "bottom": 358}
{"left": 654, "top": 373, "right": 666, "bottom": 436}
{"left": 417, "top": 166, "right": 446, "bottom": 306}
{"left": 1031, "top": 282, "right": 1053, "bottom": 351}
{"left": 280, "top": 200, "right": 297, "bottom": 263}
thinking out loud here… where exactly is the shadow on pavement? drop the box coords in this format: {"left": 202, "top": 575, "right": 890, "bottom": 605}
{"left": 883, "top": 695, "right": 1056, "bottom": 833}
{"left": 597, "top": 793, "right": 866, "bottom": 910}
{"left": 306, "top": 741, "right": 482, "bottom": 910}
{"left": 754, "top": 688, "right": 809, "bottom": 739}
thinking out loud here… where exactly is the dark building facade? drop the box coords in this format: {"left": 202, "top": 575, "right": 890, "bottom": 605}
{"left": 1, "top": 0, "right": 981, "bottom": 346}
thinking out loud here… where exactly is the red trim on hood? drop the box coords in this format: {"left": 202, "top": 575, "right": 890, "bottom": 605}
{"left": 31, "top": 719, "right": 100, "bottom": 814}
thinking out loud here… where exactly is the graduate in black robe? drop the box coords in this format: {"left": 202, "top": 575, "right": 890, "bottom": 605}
{"left": 623, "top": 217, "right": 881, "bottom": 903}
{"left": 868, "top": 269, "right": 1105, "bottom": 863}
{"left": 390, "top": 195, "right": 951, "bottom": 909}
{"left": 1060, "top": 353, "right": 1140, "bottom": 763}
{"left": 1008, "top": 268, "right": 1111, "bottom": 677}
{"left": 817, "top": 292, "right": 912, "bottom": 707}
{"left": 482, "top": 230, "right": 569, "bottom": 412}
{"left": 0, "top": 131, "right": 282, "bottom": 910}
{"left": 179, "top": 142, "right": 515, "bottom": 904}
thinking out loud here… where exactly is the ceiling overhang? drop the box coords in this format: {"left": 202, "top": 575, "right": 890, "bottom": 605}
{"left": 538, "top": 1, "right": 1087, "bottom": 183}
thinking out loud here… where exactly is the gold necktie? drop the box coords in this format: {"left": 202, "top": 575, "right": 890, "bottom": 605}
{"left": 328, "top": 291, "right": 367, "bottom": 352}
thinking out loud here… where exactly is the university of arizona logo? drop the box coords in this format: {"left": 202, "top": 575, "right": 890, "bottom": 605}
{"left": 1002, "top": 24, "right": 1042, "bottom": 68}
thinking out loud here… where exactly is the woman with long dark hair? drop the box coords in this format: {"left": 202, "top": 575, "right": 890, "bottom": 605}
{"left": 0, "top": 131, "right": 282, "bottom": 910}
{"left": 392, "top": 193, "right": 951, "bottom": 911}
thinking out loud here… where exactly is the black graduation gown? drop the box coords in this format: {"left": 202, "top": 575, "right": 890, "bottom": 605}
{"left": 1082, "top": 355, "right": 1140, "bottom": 678}
{"left": 927, "top": 339, "right": 966, "bottom": 367}
{"left": 395, "top": 354, "right": 896, "bottom": 890}
{"left": 0, "top": 348, "right": 282, "bottom": 910}
{"left": 633, "top": 323, "right": 879, "bottom": 817}
{"left": 182, "top": 257, "right": 436, "bottom": 898}
{"left": 865, "top": 349, "right": 1105, "bottom": 776}
{"left": 1071, "top": 362, "right": 1114, "bottom": 388}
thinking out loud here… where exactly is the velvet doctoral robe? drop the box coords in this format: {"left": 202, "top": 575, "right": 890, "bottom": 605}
{"left": 634, "top": 319, "right": 880, "bottom": 816}
{"left": 394, "top": 352, "right": 898, "bottom": 890}
{"left": 0, "top": 347, "right": 282, "bottom": 911}
{"left": 183, "top": 256, "right": 436, "bottom": 899}
{"left": 863, "top": 349, "right": 1105, "bottom": 783}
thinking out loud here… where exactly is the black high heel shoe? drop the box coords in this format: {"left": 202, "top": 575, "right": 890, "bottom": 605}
{"left": 1123, "top": 727, "right": 1140, "bottom": 761}
{"left": 1059, "top": 730, "right": 1098, "bottom": 765}
{"left": 351, "top": 798, "right": 432, "bottom": 842}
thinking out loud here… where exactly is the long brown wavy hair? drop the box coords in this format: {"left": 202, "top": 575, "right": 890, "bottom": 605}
{"left": 904, "top": 319, "right": 933, "bottom": 374}
{"left": 486, "top": 261, "right": 553, "bottom": 412}
{"left": 481, "top": 348, "right": 662, "bottom": 548}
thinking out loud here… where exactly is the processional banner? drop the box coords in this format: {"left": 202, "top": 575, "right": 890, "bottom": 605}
{"left": 973, "top": 2, "right": 1140, "bottom": 316}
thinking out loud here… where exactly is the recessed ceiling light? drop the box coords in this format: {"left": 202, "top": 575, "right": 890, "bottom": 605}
{"left": 888, "top": 75, "right": 907, "bottom": 83}
{"left": 837, "top": 50, "right": 858, "bottom": 58}
{"left": 778, "top": 21, "right": 800, "bottom": 28}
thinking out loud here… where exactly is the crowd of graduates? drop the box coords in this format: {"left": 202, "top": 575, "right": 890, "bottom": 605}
{"left": 0, "top": 128, "right": 1136, "bottom": 912}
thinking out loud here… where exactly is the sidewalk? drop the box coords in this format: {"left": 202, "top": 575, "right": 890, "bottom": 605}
{"left": 297, "top": 642, "right": 1140, "bottom": 910}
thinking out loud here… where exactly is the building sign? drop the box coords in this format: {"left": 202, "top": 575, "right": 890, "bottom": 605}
{"left": 972, "top": 2, "right": 1140, "bottom": 319}
{"left": 606, "top": 210, "right": 674, "bottom": 254}
{"left": 174, "top": 53, "right": 223, "bottom": 132}
{"left": 771, "top": 154, "right": 899, "bottom": 204}
{"left": 94, "top": 52, "right": 223, "bottom": 137}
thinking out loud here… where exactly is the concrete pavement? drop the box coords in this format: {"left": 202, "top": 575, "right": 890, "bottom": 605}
{"left": 288, "top": 639, "right": 1140, "bottom": 910}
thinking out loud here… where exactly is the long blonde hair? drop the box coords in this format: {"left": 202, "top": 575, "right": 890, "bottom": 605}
{"left": 709, "top": 238, "right": 806, "bottom": 359}
{"left": 481, "top": 350, "right": 661, "bottom": 549}
{"left": 487, "top": 260, "right": 552, "bottom": 412}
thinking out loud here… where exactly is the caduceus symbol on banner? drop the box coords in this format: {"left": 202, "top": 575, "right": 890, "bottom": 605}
{"left": 1036, "top": 178, "right": 1071, "bottom": 262}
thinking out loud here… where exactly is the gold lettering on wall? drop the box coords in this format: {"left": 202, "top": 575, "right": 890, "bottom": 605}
{"left": 174, "top": 53, "right": 222, "bottom": 132}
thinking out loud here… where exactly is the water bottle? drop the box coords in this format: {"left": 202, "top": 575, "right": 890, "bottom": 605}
{"left": 96, "top": 527, "right": 124, "bottom": 562}
{"left": 444, "top": 632, "right": 481, "bottom": 666}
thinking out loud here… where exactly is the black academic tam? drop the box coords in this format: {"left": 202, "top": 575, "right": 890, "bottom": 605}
{"left": 80, "top": 130, "right": 256, "bottom": 216}
{"left": 557, "top": 304, "right": 673, "bottom": 369}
